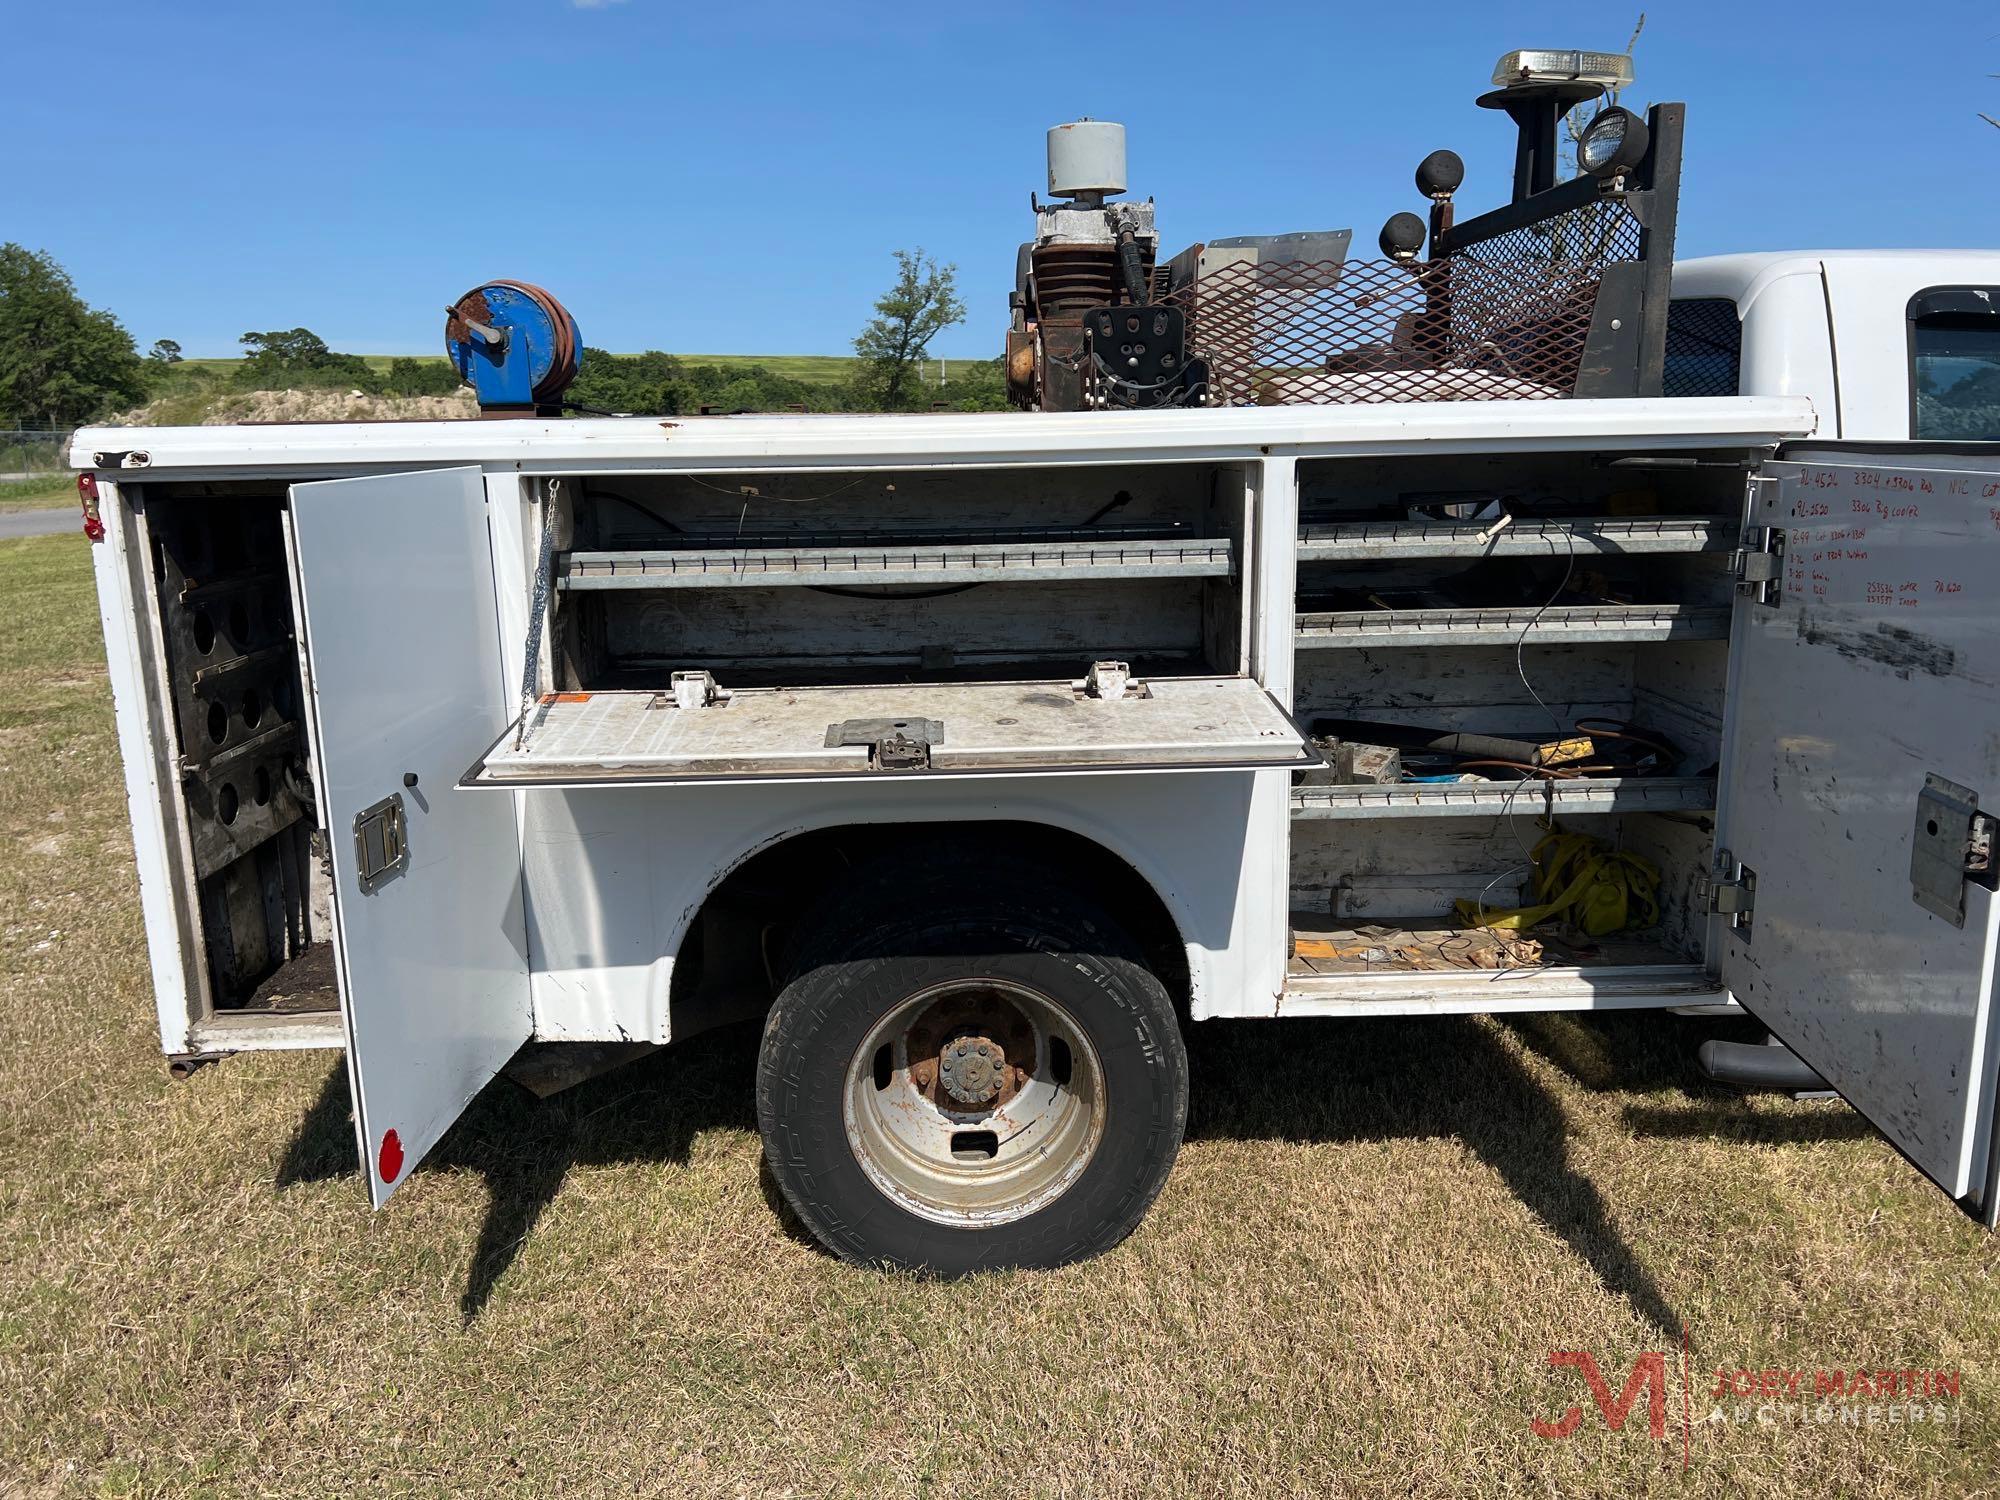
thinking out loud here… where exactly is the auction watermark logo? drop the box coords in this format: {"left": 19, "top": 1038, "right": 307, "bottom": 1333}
{"left": 1531, "top": 1329, "right": 1963, "bottom": 1466}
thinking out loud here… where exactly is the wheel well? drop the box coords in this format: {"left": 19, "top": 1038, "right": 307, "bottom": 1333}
{"left": 670, "top": 822, "right": 1192, "bottom": 1035}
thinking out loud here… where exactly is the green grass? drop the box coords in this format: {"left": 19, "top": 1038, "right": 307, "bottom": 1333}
{"left": 1, "top": 534, "right": 1996, "bottom": 1495}
{"left": 0, "top": 476, "right": 74, "bottom": 513}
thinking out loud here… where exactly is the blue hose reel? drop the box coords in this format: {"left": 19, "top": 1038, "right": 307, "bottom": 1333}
{"left": 444, "top": 281, "right": 582, "bottom": 414}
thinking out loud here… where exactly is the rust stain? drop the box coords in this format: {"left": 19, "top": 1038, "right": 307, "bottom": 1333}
{"left": 445, "top": 290, "right": 494, "bottom": 347}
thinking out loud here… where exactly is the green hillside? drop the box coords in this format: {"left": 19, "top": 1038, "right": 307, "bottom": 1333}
{"left": 174, "top": 352, "right": 969, "bottom": 388}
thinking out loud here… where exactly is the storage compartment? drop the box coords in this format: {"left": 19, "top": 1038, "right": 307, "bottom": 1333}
{"left": 550, "top": 462, "right": 1249, "bottom": 688}
{"left": 143, "top": 489, "right": 334, "bottom": 1022}
{"left": 1282, "top": 448, "right": 1748, "bottom": 1003}
{"left": 474, "top": 461, "right": 1306, "bottom": 785}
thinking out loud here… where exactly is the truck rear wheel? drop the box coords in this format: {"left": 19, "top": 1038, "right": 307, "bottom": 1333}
{"left": 756, "top": 857, "right": 1187, "bottom": 1274}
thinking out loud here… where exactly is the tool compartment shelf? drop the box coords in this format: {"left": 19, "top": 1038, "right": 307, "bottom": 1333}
{"left": 1281, "top": 447, "right": 1753, "bottom": 995}
{"left": 542, "top": 460, "right": 1254, "bottom": 694}
{"left": 1292, "top": 603, "right": 1731, "bottom": 648}
{"left": 558, "top": 533, "right": 1235, "bottom": 590}
{"left": 1289, "top": 775, "right": 1717, "bottom": 819}
{"left": 1295, "top": 515, "right": 1732, "bottom": 561}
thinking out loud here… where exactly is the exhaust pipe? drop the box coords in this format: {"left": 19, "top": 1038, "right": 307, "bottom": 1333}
{"left": 1697, "top": 1036, "right": 1828, "bottom": 1094}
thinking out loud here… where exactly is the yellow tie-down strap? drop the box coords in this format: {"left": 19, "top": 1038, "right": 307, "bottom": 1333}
{"left": 1455, "top": 829, "right": 1661, "bottom": 938}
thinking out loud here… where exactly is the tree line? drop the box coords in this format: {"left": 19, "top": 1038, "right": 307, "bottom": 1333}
{"left": 0, "top": 242, "right": 997, "bottom": 427}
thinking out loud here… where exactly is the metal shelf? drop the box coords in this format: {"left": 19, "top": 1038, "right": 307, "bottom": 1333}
{"left": 1293, "top": 603, "right": 1730, "bottom": 648}
{"left": 1295, "top": 515, "right": 1732, "bottom": 562}
{"left": 559, "top": 536, "right": 1234, "bottom": 590}
{"left": 1289, "top": 776, "right": 1717, "bottom": 820}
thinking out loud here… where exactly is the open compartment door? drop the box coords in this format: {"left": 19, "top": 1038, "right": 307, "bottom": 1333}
{"left": 1718, "top": 451, "right": 2000, "bottom": 1226}
{"left": 288, "top": 468, "right": 530, "bottom": 1206}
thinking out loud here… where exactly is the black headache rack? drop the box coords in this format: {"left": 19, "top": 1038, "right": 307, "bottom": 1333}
{"left": 1092, "top": 103, "right": 1684, "bottom": 409}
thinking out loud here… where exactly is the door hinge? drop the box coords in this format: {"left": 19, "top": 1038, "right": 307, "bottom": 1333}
{"left": 1075, "top": 660, "right": 1150, "bottom": 700}
{"left": 647, "top": 670, "right": 730, "bottom": 710}
{"left": 1911, "top": 773, "right": 1998, "bottom": 927}
{"left": 1734, "top": 527, "right": 1785, "bottom": 606}
{"left": 824, "top": 717, "right": 943, "bottom": 771}
{"left": 1702, "top": 851, "right": 1756, "bottom": 937}
{"left": 353, "top": 793, "right": 408, "bottom": 893}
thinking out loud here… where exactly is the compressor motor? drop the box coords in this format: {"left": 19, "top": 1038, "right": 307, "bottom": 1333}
{"left": 1006, "top": 121, "right": 1207, "bottom": 412}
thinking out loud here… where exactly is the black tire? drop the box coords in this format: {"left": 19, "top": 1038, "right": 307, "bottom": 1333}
{"left": 757, "top": 851, "right": 1187, "bottom": 1275}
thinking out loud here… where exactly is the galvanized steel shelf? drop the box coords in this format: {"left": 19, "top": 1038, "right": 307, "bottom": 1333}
{"left": 1293, "top": 603, "right": 1731, "bottom": 648}
{"left": 1295, "top": 515, "right": 1732, "bottom": 562}
{"left": 1289, "top": 776, "right": 1717, "bottom": 820}
{"left": 559, "top": 536, "right": 1234, "bottom": 590}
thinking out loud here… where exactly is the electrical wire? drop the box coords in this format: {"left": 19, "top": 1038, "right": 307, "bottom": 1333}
{"left": 806, "top": 582, "right": 986, "bottom": 600}
{"left": 1515, "top": 519, "right": 1578, "bottom": 742}
{"left": 1463, "top": 518, "right": 1579, "bottom": 944}
{"left": 682, "top": 473, "right": 873, "bottom": 505}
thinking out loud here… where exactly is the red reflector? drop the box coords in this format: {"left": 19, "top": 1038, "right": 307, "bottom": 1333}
{"left": 378, "top": 1128, "right": 405, "bottom": 1183}
{"left": 78, "top": 473, "right": 105, "bottom": 543}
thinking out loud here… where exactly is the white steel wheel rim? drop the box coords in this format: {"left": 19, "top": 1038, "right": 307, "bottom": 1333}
{"left": 842, "top": 978, "right": 1107, "bottom": 1227}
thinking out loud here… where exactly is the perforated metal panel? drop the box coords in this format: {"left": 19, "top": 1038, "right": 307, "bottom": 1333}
{"left": 1163, "top": 198, "right": 1646, "bottom": 406}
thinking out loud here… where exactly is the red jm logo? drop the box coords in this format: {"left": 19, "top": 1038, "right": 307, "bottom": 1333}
{"left": 1532, "top": 1351, "right": 1669, "bottom": 1441}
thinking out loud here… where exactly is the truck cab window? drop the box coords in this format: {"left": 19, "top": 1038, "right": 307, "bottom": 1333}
{"left": 1909, "top": 287, "right": 2000, "bottom": 440}
{"left": 1661, "top": 298, "right": 1740, "bottom": 397}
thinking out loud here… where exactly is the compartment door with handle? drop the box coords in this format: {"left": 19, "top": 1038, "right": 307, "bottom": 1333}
{"left": 1718, "top": 449, "right": 2000, "bottom": 1226}
{"left": 287, "top": 467, "right": 531, "bottom": 1207}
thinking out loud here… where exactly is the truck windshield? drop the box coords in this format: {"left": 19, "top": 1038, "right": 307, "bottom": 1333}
{"left": 1910, "top": 289, "right": 2000, "bottom": 441}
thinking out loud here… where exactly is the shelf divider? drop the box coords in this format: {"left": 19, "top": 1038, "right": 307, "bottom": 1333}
{"left": 1293, "top": 603, "right": 1730, "bottom": 648}
{"left": 1289, "top": 775, "right": 1717, "bottom": 819}
{"left": 560, "top": 535, "right": 1234, "bottom": 590}
{"left": 1296, "top": 515, "right": 1732, "bottom": 562}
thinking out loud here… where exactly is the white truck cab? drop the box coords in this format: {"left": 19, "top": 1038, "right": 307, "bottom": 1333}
{"left": 1670, "top": 250, "right": 2000, "bottom": 439}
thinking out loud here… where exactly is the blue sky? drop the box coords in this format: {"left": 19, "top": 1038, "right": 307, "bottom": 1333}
{"left": 10, "top": 0, "right": 1999, "bottom": 360}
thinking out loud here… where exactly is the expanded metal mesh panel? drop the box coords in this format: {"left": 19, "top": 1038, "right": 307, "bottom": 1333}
{"left": 1162, "top": 198, "right": 1644, "bottom": 406}
{"left": 1661, "top": 296, "right": 1742, "bottom": 398}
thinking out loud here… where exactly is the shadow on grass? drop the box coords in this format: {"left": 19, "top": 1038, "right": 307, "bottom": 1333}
{"left": 274, "top": 1006, "right": 1861, "bottom": 1331}
{"left": 1619, "top": 1102, "right": 1874, "bottom": 1144}
{"left": 276, "top": 1022, "right": 763, "bottom": 1323}
{"left": 1181, "top": 1010, "right": 1803, "bottom": 1339}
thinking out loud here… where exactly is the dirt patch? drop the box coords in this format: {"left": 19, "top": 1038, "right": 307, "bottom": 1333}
{"left": 111, "top": 388, "right": 479, "bottom": 426}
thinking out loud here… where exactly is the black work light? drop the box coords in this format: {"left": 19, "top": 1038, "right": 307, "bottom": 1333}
{"left": 1577, "top": 106, "right": 1650, "bottom": 177}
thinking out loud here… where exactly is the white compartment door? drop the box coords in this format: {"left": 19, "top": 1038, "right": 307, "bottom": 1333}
{"left": 288, "top": 467, "right": 530, "bottom": 1207}
{"left": 1718, "top": 450, "right": 2000, "bottom": 1226}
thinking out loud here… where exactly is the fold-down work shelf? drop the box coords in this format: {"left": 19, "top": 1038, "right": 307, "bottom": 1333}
{"left": 465, "top": 675, "right": 1311, "bottom": 787}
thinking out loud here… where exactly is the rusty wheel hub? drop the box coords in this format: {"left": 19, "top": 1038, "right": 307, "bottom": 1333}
{"left": 843, "top": 980, "right": 1108, "bottom": 1227}
{"left": 938, "top": 1034, "right": 1008, "bottom": 1107}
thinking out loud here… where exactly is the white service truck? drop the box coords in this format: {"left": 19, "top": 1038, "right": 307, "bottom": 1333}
{"left": 70, "top": 61, "right": 2000, "bottom": 1273}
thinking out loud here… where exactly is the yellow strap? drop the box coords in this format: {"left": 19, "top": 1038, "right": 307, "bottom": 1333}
{"left": 1455, "top": 829, "right": 1661, "bottom": 937}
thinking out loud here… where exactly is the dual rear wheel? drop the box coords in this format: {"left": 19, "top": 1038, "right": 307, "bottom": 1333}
{"left": 755, "top": 855, "right": 1188, "bottom": 1274}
